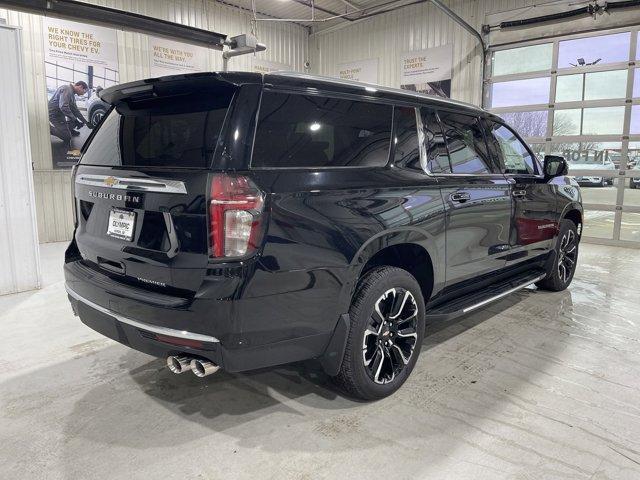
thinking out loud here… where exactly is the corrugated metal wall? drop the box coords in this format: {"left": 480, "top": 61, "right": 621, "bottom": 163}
{"left": 0, "top": 0, "right": 551, "bottom": 244}
{"left": 0, "top": 0, "right": 309, "bottom": 243}
{"left": 309, "top": 0, "right": 488, "bottom": 106}
{"left": 0, "top": 25, "right": 41, "bottom": 295}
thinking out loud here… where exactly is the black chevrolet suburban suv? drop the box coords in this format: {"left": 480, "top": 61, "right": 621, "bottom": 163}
{"left": 64, "top": 72, "right": 583, "bottom": 400}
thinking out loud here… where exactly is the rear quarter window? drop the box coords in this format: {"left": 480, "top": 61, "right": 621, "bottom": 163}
{"left": 252, "top": 91, "right": 392, "bottom": 168}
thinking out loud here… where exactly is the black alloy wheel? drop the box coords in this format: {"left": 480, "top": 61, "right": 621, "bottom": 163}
{"left": 536, "top": 219, "right": 579, "bottom": 292}
{"left": 557, "top": 228, "right": 578, "bottom": 285}
{"left": 362, "top": 287, "right": 419, "bottom": 385}
{"left": 333, "top": 266, "right": 425, "bottom": 400}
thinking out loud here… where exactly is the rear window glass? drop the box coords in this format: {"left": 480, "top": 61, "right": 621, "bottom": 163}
{"left": 252, "top": 91, "right": 392, "bottom": 168}
{"left": 81, "top": 88, "right": 234, "bottom": 168}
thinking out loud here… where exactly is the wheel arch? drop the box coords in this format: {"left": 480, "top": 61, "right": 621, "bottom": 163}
{"left": 322, "top": 228, "right": 440, "bottom": 377}
{"left": 349, "top": 227, "right": 441, "bottom": 306}
{"left": 560, "top": 203, "right": 583, "bottom": 237}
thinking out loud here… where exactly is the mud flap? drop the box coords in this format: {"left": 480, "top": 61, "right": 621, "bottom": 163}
{"left": 319, "top": 313, "right": 350, "bottom": 376}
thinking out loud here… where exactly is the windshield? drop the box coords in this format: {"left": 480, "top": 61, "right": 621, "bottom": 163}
{"left": 81, "top": 86, "right": 235, "bottom": 168}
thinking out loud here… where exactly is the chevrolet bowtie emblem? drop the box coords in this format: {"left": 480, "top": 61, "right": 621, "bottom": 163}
{"left": 103, "top": 176, "right": 119, "bottom": 187}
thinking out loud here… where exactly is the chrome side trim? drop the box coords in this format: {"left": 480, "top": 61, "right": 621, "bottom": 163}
{"left": 76, "top": 174, "right": 187, "bottom": 195}
{"left": 461, "top": 274, "right": 546, "bottom": 314}
{"left": 65, "top": 285, "right": 220, "bottom": 343}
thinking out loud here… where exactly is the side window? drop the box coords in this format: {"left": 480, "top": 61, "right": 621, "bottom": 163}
{"left": 252, "top": 91, "right": 392, "bottom": 168}
{"left": 486, "top": 121, "right": 536, "bottom": 175}
{"left": 392, "top": 106, "right": 421, "bottom": 171}
{"left": 438, "top": 111, "right": 495, "bottom": 174}
{"left": 422, "top": 109, "right": 451, "bottom": 174}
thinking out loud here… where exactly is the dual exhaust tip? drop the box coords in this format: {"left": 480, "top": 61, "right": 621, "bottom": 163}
{"left": 167, "top": 355, "right": 219, "bottom": 377}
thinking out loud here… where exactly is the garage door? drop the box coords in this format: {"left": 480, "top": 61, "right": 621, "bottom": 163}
{"left": 485, "top": 27, "right": 640, "bottom": 248}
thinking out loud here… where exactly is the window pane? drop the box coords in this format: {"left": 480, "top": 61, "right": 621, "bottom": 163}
{"left": 553, "top": 109, "right": 581, "bottom": 135}
{"left": 631, "top": 106, "right": 640, "bottom": 134}
{"left": 556, "top": 74, "right": 583, "bottom": 103}
{"left": 492, "top": 43, "right": 553, "bottom": 76}
{"left": 554, "top": 142, "right": 620, "bottom": 164}
{"left": 582, "top": 106, "right": 625, "bottom": 135}
{"left": 393, "top": 107, "right": 421, "bottom": 171}
{"left": 624, "top": 152, "right": 640, "bottom": 207}
{"left": 620, "top": 212, "right": 640, "bottom": 242}
{"left": 490, "top": 77, "right": 550, "bottom": 108}
{"left": 552, "top": 142, "right": 619, "bottom": 202}
{"left": 486, "top": 121, "right": 535, "bottom": 174}
{"left": 628, "top": 141, "right": 640, "bottom": 169}
{"left": 583, "top": 210, "right": 614, "bottom": 239}
{"left": 554, "top": 107, "right": 626, "bottom": 135}
{"left": 634, "top": 69, "right": 640, "bottom": 98}
{"left": 439, "top": 112, "right": 493, "bottom": 174}
{"left": 556, "top": 70, "right": 628, "bottom": 102}
{"left": 550, "top": 142, "right": 580, "bottom": 158}
{"left": 624, "top": 179, "right": 640, "bottom": 207}
{"left": 252, "top": 92, "right": 392, "bottom": 168}
{"left": 423, "top": 110, "right": 451, "bottom": 174}
{"left": 558, "top": 32, "right": 630, "bottom": 69}
{"left": 589, "top": 141, "right": 624, "bottom": 168}
{"left": 627, "top": 143, "right": 640, "bottom": 208}
{"left": 585, "top": 70, "right": 627, "bottom": 100}
{"left": 499, "top": 111, "right": 548, "bottom": 138}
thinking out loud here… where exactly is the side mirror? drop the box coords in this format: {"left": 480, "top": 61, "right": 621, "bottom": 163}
{"left": 543, "top": 155, "right": 568, "bottom": 178}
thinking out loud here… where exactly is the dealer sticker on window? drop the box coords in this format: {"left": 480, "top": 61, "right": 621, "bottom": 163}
{"left": 107, "top": 208, "right": 136, "bottom": 241}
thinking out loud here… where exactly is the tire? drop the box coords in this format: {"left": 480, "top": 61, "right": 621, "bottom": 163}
{"left": 536, "top": 219, "right": 579, "bottom": 292}
{"left": 333, "top": 266, "right": 425, "bottom": 400}
{"left": 90, "top": 107, "right": 106, "bottom": 127}
{"left": 631, "top": 181, "right": 637, "bottom": 190}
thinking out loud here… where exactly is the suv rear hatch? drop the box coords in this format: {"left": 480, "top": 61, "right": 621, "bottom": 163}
{"left": 72, "top": 74, "right": 241, "bottom": 296}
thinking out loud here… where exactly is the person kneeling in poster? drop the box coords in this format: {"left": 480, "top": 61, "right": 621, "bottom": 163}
{"left": 48, "top": 81, "right": 93, "bottom": 156}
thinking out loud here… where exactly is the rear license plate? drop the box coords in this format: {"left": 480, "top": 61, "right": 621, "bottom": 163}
{"left": 107, "top": 208, "right": 136, "bottom": 241}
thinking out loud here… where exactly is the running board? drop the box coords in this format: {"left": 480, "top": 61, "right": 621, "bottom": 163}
{"left": 425, "top": 270, "right": 546, "bottom": 322}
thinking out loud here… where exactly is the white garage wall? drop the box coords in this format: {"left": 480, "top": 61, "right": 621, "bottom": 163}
{"left": 0, "top": 25, "right": 41, "bottom": 295}
{"left": 0, "top": 0, "right": 309, "bottom": 243}
{"left": 309, "top": 0, "right": 489, "bottom": 106}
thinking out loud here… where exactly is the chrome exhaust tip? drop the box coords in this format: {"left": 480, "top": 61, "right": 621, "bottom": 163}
{"left": 190, "top": 358, "right": 220, "bottom": 377}
{"left": 167, "top": 355, "right": 192, "bottom": 374}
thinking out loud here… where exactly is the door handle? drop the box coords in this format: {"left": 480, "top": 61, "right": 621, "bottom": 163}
{"left": 512, "top": 189, "right": 527, "bottom": 198}
{"left": 450, "top": 192, "right": 471, "bottom": 203}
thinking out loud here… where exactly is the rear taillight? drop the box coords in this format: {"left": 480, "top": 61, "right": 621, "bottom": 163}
{"left": 209, "top": 174, "right": 264, "bottom": 258}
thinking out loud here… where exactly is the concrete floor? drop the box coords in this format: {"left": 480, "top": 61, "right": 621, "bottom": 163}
{"left": 1, "top": 242, "right": 640, "bottom": 480}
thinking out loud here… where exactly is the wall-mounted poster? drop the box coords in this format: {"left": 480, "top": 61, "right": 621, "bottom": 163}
{"left": 400, "top": 44, "right": 453, "bottom": 98}
{"left": 337, "top": 58, "right": 378, "bottom": 84}
{"left": 252, "top": 58, "right": 291, "bottom": 74}
{"left": 149, "top": 36, "right": 208, "bottom": 77}
{"left": 44, "top": 18, "right": 119, "bottom": 169}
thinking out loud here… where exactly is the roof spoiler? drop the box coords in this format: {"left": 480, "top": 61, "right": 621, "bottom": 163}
{"left": 99, "top": 72, "right": 261, "bottom": 105}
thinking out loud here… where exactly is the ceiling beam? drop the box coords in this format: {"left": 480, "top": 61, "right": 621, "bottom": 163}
{"left": 0, "top": 0, "right": 227, "bottom": 48}
{"left": 335, "top": 0, "right": 363, "bottom": 11}
{"left": 290, "top": 0, "right": 354, "bottom": 21}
